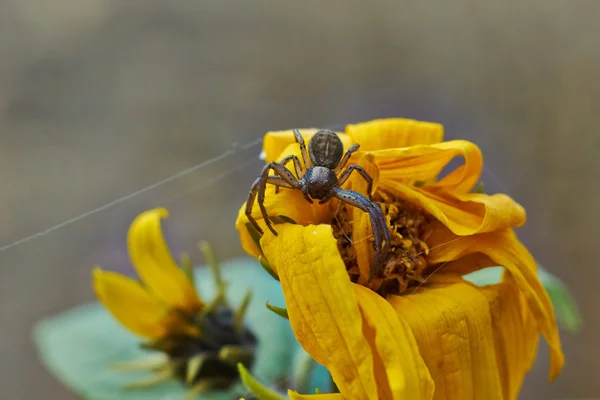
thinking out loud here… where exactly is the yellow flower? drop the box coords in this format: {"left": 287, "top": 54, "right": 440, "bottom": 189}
{"left": 236, "top": 118, "right": 564, "bottom": 399}
{"left": 93, "top": 208, "right": 204, "bottom": 339}
{"left": 93, "top": 208, "right": 257, "bottom": 395}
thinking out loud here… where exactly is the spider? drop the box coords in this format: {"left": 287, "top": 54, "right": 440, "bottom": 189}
{"left": 245, "top": 129, "right": 391, "bottom": 278}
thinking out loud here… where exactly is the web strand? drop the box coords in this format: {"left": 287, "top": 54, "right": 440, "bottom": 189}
{"left": 409, "top": 239, "right": 476, "bottom": 294}
{"left": 163, "top": 158, "right": 258, "bottom": 204}
{"left": 0, "top": 138, "right": 263, "bottom": 254}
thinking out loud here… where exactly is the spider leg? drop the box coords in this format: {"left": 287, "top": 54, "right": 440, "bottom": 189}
{"left": 276, "top": 155, "right": 304, "bottom": 194}
{"left": 337, "top": 164, "right": 374, "bottom": 199}
{"left": 333, "top": 143, "right": 360, "bottom": 174}
{"left": 245, "top": 176, "right": 293, "bottom": 235}
{"left": 280, "top": 154, "right": 304, "bottom": 176}
{"left": 293, "top": 129, "right": 313, "bottom": 169}
{"left": 256, "top": 162, "right": 301, "bottom": 235}
{"left": 333, "top": 187, "right": 390, "bottom": 281}
{"left": 246, "top": 178, "right": 263, "bottom": 235}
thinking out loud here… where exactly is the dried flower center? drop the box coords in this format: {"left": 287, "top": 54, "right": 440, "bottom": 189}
{"left": 142, "top": 305, "right": 257, "bottom": 388}
{"left": 332, "top": 190, "right": 433, "bottom": 296}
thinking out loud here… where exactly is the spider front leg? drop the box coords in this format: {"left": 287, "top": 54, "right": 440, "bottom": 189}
{"left": 333, "top": 187, "right": 390, "bottom": 281}
{"left": 275, "top": 154, "right": 303, "bottom": 194}
{"left": 246, "top": 162, "right": 301, "bottom": 236}
{"left": 337, "top": 164, "right": 374, "bottom": 199}
{"left": 293, "top": 129, "right": 312, "bottom": 169}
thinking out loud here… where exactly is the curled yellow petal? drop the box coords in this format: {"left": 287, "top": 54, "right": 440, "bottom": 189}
{"left": 92, "top": 268, "right": 167, "bottom": 338}
{"left": 376, "top": 140, "right": 482, "bottom": 193}
{"left": 128, "top": 208, "right": 202, "bottom": 312}
{"left": 382, "top": 184, "right": 525, "bottom": 236}
{"left": 428, "top": 229, "right": 564, "bottom": 380}
{"left": 388, "top": 281, "right": 504, "bottom": 400}
{"left": 345, "top": 118, "right": 444, "bottom": 152}
{"left": 374, "top": 139, "right": 525, "bottom": 234}
{"left": 261, "top": 224, "right": 378, "bottom": 400}
{"left": 354, "top": 285, "right": 434, "bottom": 400}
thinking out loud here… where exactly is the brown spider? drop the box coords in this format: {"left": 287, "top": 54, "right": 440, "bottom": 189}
{"left": 245, "top": 129, "right": 391, "bottom": 278}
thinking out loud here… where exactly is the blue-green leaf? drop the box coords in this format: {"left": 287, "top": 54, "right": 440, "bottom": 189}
{"left": 462, "top": 266, "right": 504, "bottom": 286}
{"left": 537, "top": 264, "right": 583, "bottom": 333}
{"left": 33, "top": 258, "right": 297, "bottom": 399}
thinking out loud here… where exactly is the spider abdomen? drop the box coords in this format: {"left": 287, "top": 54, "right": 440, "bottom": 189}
{"left": 308, "top": 130, "right": 344, "bottom": 169}
{"left": 304, "top": 166, "right": 337, "bottom": 200}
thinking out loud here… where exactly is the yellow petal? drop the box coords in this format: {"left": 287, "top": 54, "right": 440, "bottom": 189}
{"left": 375, "top": 140, "right": 482, "bottom": 193}
{"left": 428, "top": 229, "right": 564, "bottom": 380}
{"left": 388, "top": 281, "right": 504, "bottom": 400}
{"left": 263, "top": 128, "right": 353, "bottom": 163}
{"left": 236, "top": 184, "right": 332, "bottom": 257}
{"left": 480, "top": 273, "right": 540, "bottom": 400}
{"left": 92, "top": 267, "right": 167, "bottom": 338}
{"left": 128, "top": 208, "right": 202, "bottom": 312}
{"left": 345, "top": 118, "right": 444, "bottom": 152}
{"left": 354, "top": 285, "right": 434, "bottom": 400}
{"left": 261, "top": 224, "right": 378, "bottom": 400}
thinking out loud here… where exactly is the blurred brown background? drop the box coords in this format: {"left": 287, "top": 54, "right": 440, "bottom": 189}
{"left": 0, "top": 1, "right": 598, "bottom": 399}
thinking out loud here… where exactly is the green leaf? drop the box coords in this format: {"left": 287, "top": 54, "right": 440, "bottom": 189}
{"left": 33, "top": 258, "right": 298, "bottom": 399}
{"left": 198, "top": 241, "right": 224, "bottom": 288}
{"left": 473, "top": 182, "right": 485, "bottom": 193}
{"left": 180, "top": 252, "right": 196, "bottom": 290}
{"left": 537, "top": 264, "right": 583, "bottom": 333}
{"left": 237, "top": 364, "right": 286, "bottom": 400}
{"left": 234, "top": 289, "right": 254, "bottom": 334}
{"left": 265, "top": 302, "right": 289, "bottom": 320}
{"left": 259, "top": 256, "right": 279, "bottom": 281}
{"left": 245, "top": 222, "right": 264, "bottom": 254}
{"left": 186, "top": 355, "right": 205, "bottom": 385}
{"left": 269, "top": 215, "right": 297, "bottom": 225}
{"left": 462, "top": 265, "right": 583, "bottom": 333}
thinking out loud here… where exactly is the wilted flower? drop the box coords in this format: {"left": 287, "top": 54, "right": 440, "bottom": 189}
{"left": 236, "top": 118, "right": 564, "bottom": 399}
{"left": 92, "top": 208, "right": 258, "bottom": 397}
{"left": 35, "top": 208, "right": 308, "bottom": 400}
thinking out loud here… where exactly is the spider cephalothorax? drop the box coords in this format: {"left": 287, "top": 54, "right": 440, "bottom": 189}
{"left": 246, "top": 129, "right": 391, "bottom": 277}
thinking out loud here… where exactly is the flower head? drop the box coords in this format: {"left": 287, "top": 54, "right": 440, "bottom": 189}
{"left": 93, "top": 208, "right": 257, "bottom": 395}
{"left": 236, "top": 118, "right": 564, "bottom": 399}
